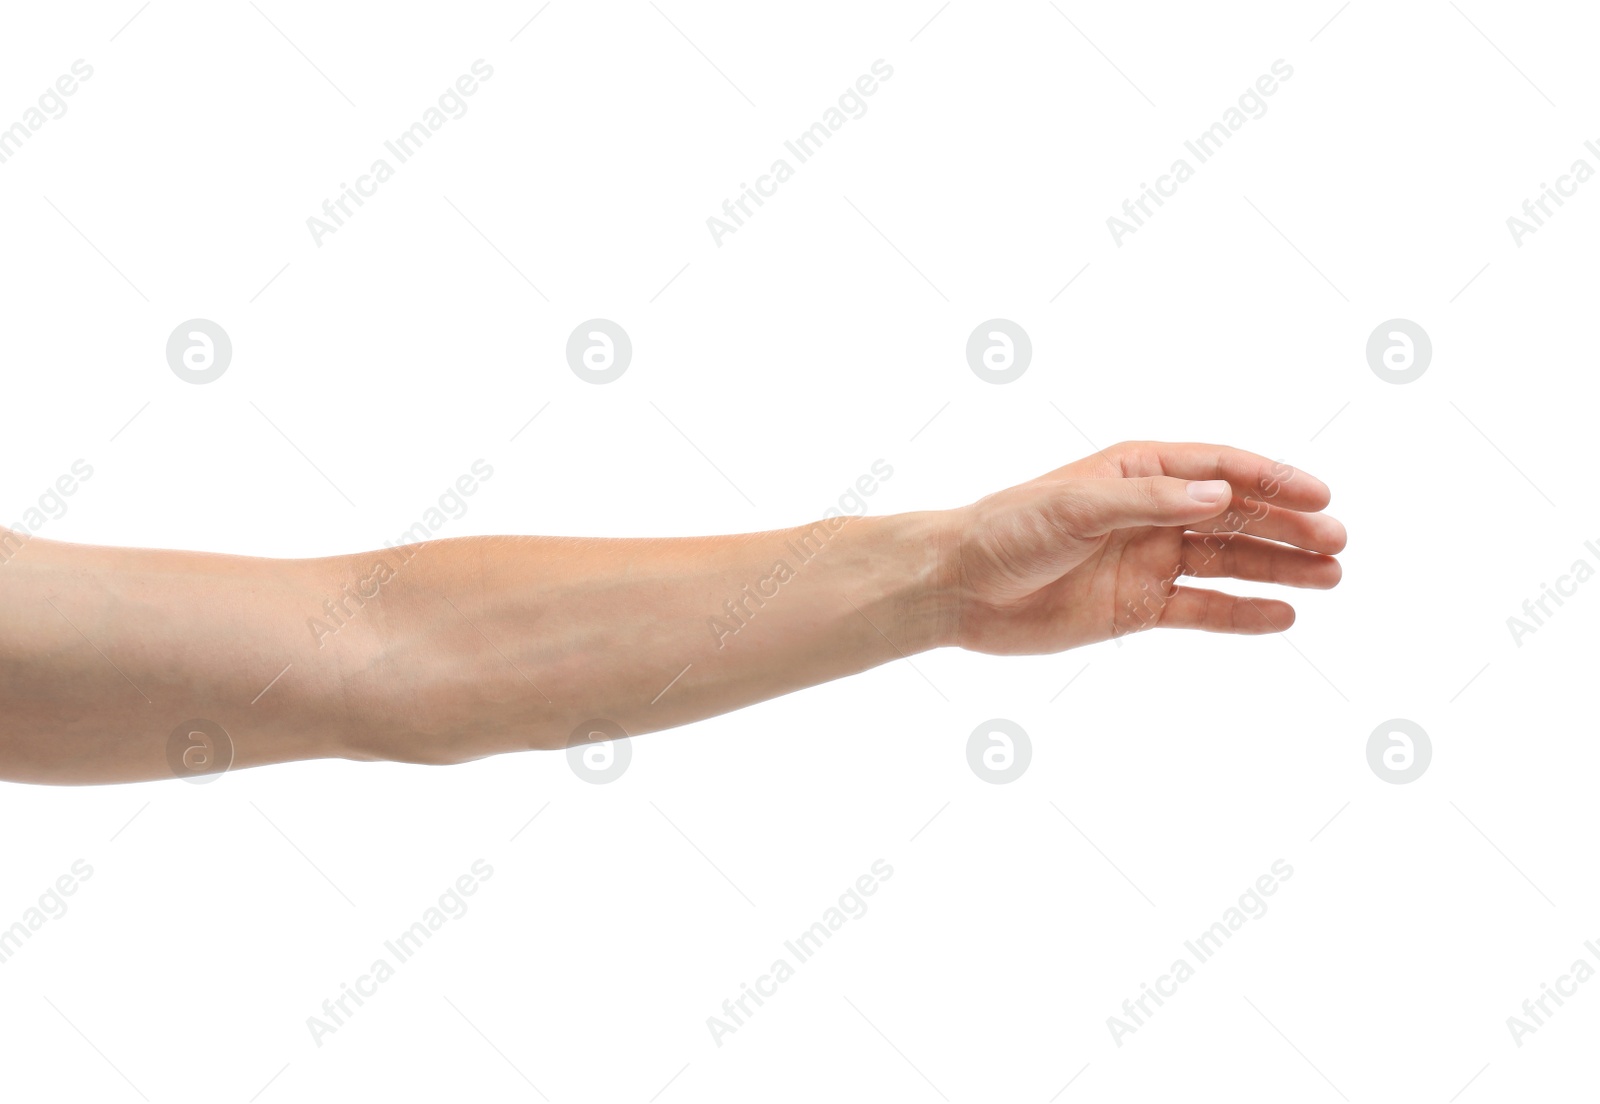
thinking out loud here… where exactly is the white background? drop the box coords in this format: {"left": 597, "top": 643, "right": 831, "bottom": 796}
{"left": 1, "top": 1, "right": 1595, "bottom": 1100}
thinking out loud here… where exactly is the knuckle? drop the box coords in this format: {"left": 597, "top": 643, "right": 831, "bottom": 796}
{"left": 1108, "top": 440, "right": 1144, "bottom": 463}
{"left": 1135, "top": 476, "right": 1167, "bottom": 508}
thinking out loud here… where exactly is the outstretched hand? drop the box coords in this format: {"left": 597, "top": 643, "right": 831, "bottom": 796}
{"left": 949, "top": 441, "right": 1345, "bottom": 654}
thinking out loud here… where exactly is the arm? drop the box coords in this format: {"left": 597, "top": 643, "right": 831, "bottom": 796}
{"left": 0, "top": 441, "right": 1344, "bottom": 785}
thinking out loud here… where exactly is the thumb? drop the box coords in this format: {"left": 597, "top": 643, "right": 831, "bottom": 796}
{"left": 1066, "top": 476, "right": 1232, "bottom": 536}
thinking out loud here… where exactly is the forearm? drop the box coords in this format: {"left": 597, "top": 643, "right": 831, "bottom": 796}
{"left": 0, "top": 513, "right": 955, "bottom": 783}
{"left": 333, "top": 512, "right": 954, "bottom": 763}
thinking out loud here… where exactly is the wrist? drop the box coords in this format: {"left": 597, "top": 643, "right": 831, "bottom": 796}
{"left": 850, "top": 509, "right": 961, "bottom": 654}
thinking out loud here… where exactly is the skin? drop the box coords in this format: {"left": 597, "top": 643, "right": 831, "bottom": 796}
{"left": 0, "top": 441, "right": 1344, "bottom": 785}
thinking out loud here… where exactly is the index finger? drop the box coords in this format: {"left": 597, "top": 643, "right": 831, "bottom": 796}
{"left": 1115, "top": 441, "right": 1331, "bottom": 512}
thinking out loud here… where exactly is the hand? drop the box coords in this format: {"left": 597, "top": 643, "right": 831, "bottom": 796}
{"left": 946, "top": 441, "right": 1346, "bottom": 654}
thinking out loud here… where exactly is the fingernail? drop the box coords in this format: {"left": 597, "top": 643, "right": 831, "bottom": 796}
{"left": 1187, "top": 480, "right": 1230, "bottom": 503}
